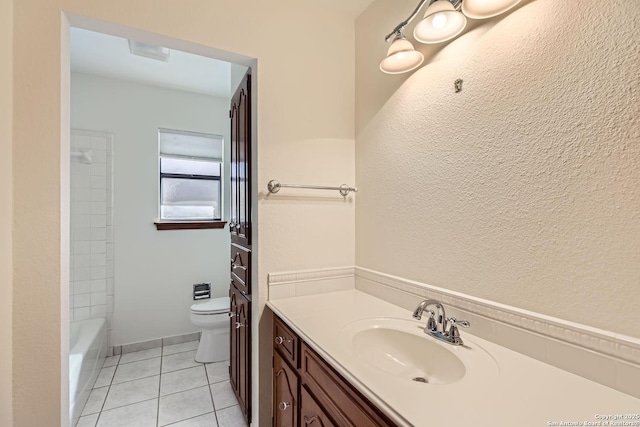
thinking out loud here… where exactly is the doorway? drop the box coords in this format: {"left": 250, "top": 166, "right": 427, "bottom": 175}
{"left": 66, "top": 20, "right": 256, "bottom": 427}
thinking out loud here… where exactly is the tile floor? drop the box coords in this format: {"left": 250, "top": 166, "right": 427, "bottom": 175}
{"left": 77, "top": 340, "right": 247, "bottom": 427}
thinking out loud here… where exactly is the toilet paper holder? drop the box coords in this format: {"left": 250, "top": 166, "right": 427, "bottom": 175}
{"left": 193, "top": 283, "right": 211, "bottom": 300}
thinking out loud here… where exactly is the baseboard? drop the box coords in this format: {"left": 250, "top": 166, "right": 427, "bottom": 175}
{"left": 110, "top": 331, "right": 201, "bottom": 356}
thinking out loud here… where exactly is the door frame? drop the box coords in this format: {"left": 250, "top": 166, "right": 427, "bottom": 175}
{"left": 61, "top": 13, "right": 259, "bottom": 427}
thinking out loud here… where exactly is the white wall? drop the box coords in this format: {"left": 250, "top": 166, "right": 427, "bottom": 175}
{"left": 0, "top": 0, "right": 12, "bottom": 423}
{"left": 355, "top": 0, "right": 640, "bottom": 338}
{"left": 13, "top": 2, "right": 355, "bottom": 424}
{"left": 71, "top": 73, "right": 231, "bottom": 346}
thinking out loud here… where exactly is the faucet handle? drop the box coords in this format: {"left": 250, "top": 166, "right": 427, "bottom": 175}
{"left": 426, "top": 312, "right": 437, "bottom": 332}
{"left": 447, "top": 317, "right": 470, "bottom": 328}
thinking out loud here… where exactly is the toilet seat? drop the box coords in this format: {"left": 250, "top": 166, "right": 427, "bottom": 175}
{"left": 190, "top": 296, "right": 230, "bottom": 315}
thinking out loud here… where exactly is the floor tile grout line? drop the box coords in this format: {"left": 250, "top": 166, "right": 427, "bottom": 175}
{"left": 90, "top": 356, "right": 117, "bottom": 427}
{"left": 160, "top": 383, "right": 212, "bottom": 399}
{"left": 97, "top": 396, "right": 158, "bottom": 415}
{"left": 161, "top": 411, "right": 216, "bottom": 427}
{"left": 110, "top": 372, "right": 160, "bottom": 387}
{"left": 203, "top": 360, "right": 222, "bottom": 427}
{"left": 157, "top": 349, "right": 163, "bottom": 427}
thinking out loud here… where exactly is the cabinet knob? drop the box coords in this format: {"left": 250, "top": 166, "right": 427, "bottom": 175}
{"left": 274, "top": 336, "right": 291, "bottom": 345}
{"left": 279, "top": 401, "right": 290, "bottom": 411}
{"left": 235, "top": 322, "right": 245, "bottom": 329}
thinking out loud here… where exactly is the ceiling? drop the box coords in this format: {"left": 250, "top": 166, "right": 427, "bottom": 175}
{"left": 317, "top": 0, "right": 375, "bottom": 18}
{"left": 70, "top": 28, "right": 232, "bottom": 98}
{"left": 70, "top": 2, "right": 374, "bottom": 97}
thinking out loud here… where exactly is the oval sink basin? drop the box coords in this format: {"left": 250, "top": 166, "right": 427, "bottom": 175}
{"left": 339, "top": 318, "right": 499, "bottom": 386}
{"left": 351, "top": 327, "right": 466, "bottom": 384}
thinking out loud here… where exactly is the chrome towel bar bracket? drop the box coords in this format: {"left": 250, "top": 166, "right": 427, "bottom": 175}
{"left": 267, "top": 180, "right": 358, "bottom": 197}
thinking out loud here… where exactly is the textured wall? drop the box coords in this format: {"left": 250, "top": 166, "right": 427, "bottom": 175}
{"left": 12, "top": 1, "right": 355, "bottom": 425}
{"left": 0, "top": 0, "right": 12, "bottom": 423}
{"left": 356, "top": 0, "right": 640, "bottom": 337}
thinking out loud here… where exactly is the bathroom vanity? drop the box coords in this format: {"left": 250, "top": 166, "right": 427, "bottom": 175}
{"left": 272, "top": 315, "right": 397, "bottom": 427}
{"left": 268, "top": 290, "right": 640, "bottom": 427}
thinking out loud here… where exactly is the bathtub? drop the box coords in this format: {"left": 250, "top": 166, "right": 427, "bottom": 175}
{"left": 69, "top": 318, "right": 107, "bottom": 427}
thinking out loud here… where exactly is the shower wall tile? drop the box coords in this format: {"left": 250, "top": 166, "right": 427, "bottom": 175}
{"left": 73, "top": 202, "right": 92, "bottom": 215}
{"left": 71, "top": 130, "right": 115, "bottom": 347}
{"left": 91, "top": 266, "right": 106, "bottom": 280}
{"left": 75, "top": 241, "right": 91, "bottom": 255}
{"left": 74, "top": 135, "right": 91, "bottom": 148}
{"left": 74, "top": 307, "right": 91, "bottom": 321}
{"left": 91, "top": 227, "right": 106, "bottom": 241}
{"left": 91, "top": 305, "right": 106, "bottom": 318}
{"left": 91, "top": 292, "right": 106, "bottom": 306}
{"left": 91, "top": 279, "right": 106, "bottom": 293}
{"left": 91, "top": 241, "right": 106, "bottom": 254}
{"left": 93, "top": 149, "right": 107, "bottom": 164}
{"left": 75, "top": 281, "right": 91, "bottom": 295}
{"left": 91, "top": 215, "right": 106, "bottom": 228}
{"left": 74, "top": 294, "right": 91, "bottom": 308}
{"left": 91, "top": 254, "right": 107, "bottom": 267}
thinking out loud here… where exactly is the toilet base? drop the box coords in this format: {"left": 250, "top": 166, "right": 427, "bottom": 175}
{"left": 195, "top": 329, "right": 230, "bottom": 363}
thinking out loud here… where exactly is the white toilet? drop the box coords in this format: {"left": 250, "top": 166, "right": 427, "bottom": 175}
{"left": 190, "top": 296, "right": 230, "bottom": 363}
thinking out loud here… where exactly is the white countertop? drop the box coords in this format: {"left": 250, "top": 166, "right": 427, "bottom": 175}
{"left": 268, "top": 290, "right": 640, "bottom": 427}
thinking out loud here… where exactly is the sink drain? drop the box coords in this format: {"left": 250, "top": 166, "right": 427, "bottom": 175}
{"left": 412, "top": 377, "right": 428, "bottom": 383}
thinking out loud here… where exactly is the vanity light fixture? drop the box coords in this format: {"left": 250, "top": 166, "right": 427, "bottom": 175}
{"left": 381, "top": 0, "right": 522, "bottom": 74}
{"left": 413, "top": 1, "right": 467, "bottom": 44}
{"left": 379, "top": 35, "right": 425, "bottom": 74}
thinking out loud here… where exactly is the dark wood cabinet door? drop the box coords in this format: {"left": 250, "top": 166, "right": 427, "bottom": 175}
{"left": 229, "top": 286, "right": 239, "bottom": 393}
{"left": 230, "top": 72, "right": 251, "bottom": 248}
{"left": 229, "top": 69, "right": 252, "bottom": 424}
{"left": 230, "top": 243, "right": 251, "bottom": 295}
{"left": 229, "top": 284, "right": 251, "bottom": 423}
{"left": 273, "top": 352, "right": 298, "bottom": 427}
{"left": 300, "top": 386, "right": 336, "bottom": 427}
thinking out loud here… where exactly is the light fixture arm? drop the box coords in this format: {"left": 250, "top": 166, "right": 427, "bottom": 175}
{"left": 384, "top": 0, "right": 433, "bottom": 42}
{"left": 384, "top": 0, "right": 464, "bottom": 42}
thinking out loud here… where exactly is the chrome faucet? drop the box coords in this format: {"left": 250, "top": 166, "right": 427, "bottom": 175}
{"left": 412, "top": 299, "right": 470, "bottom": 346}
{"left": 412, "top": 299, "right": 447, "bottom": 334}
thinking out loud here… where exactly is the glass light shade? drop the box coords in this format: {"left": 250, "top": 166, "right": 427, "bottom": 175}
{"left": 379, "top": 38, "right": 424, "bottom": 74}
{"left": 461, "top": 0, "right": 522, "bottom": 19}
{"left": 413, "top": 1, "right": 467, "bottom": 44}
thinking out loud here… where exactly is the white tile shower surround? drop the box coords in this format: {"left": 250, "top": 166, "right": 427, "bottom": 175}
{"left": 70, "top": 129, "right": 115, "bottom": 347}
{"left": 267, "top": 266, "right": 640, "bottom": 398}
{"left": 77, "top": 341, "right": 246, "bottom": 427}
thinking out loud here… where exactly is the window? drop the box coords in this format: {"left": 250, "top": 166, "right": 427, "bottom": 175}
{"left": 157, "top": 129, "right": 224, "bottom": 229}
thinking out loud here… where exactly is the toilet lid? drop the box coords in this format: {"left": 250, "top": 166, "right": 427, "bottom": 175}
{"left": 190, "top": 296, "right": 230, "bottom": 314}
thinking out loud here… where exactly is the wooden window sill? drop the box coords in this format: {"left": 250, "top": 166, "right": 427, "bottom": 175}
{"left": 154, "top": 221, "right": 227, "bottom": 231}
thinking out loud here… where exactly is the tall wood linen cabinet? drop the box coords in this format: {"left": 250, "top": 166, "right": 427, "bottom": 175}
{"left": 229, "top": 71, "right": 252, "bottom": 423}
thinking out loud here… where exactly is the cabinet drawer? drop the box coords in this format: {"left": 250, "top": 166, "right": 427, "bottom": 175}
{"left": 300, "top": 385, "right": 336, "bottom": 427}
{"left": 273, "top": 316, "right": 299, "bottom": 368}
{"left": 230, "top": 244, "right": 250, "bottom": 293}
{"left": 301, "top": 343, "right": 395, "bottom": 427}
